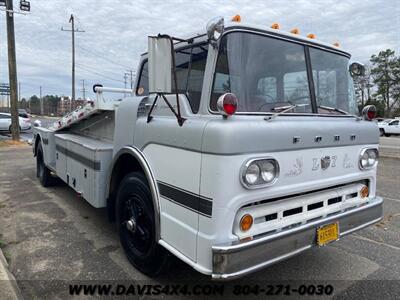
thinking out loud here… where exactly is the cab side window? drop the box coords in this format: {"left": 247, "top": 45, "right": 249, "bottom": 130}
{"left": 173, "top": 45, "right": 208, "bottom": 113}
{"left": 136, "top": 61, "right": 149, "bottom": 96}
{"left": 136, "top": 44, "right": 208, "bottom": 113}
{"left": 186, "top": 45, "right": 208, "bottom": 113}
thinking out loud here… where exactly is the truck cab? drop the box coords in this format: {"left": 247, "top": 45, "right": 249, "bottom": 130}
{"left": 33, "top": 17, "right": 383, "bottom": 280}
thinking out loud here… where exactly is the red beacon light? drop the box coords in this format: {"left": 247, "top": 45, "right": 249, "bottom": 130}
{"left": 362, "top": 105, "right": 377, "bottom": 121}
{"left": 217, "top": 93, "right": 238, "bottom": 117}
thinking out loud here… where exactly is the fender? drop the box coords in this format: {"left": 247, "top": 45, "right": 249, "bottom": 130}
{"left": 107, "top": 145, "right": 161, "bottom": 241}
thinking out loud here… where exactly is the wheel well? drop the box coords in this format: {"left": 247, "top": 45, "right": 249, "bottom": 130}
{"left": 34, "top": 135, "right": 41, "bottom": 157}
{"left": 107, "top": 153, "right": 146, "bottom": 222}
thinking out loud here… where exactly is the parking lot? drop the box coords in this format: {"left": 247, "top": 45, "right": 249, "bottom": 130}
{"left": 0, "top": 143, "right": 399, "bottom": 299}
{"left": 0, "top": 116, "right": 56, "bottom": 143}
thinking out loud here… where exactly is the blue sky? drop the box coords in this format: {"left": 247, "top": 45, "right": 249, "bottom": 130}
{"left": 0, "top": 0, "right": 399, "bottom": 100}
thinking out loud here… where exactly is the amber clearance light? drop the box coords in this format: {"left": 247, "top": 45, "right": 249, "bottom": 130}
{"left": 271, "top": 23, "right": 280, "bottom": 29}
{"left": 360, "top": 186, "right": 369, "bottom": 198}
{"left": 290, "top": 28, "right": 300, "bottom": 34}
{"left": 231, "top": 14, "right": 241, "bottom": 22}
{"left": 240, "top": 214, "right": 253, "bottom": 232}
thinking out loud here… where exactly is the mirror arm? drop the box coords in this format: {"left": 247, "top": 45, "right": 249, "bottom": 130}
{"left": 147, "top": 34, "right": 188, "bottom": 126}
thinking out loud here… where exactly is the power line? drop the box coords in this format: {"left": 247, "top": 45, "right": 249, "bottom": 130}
{"left": 76, "top": 45, "right": 133, "bottom": 69}
{"left": 76, "top": 61, "right": 124, "bottom": 77}
{"left": 75, "top": 63, "right": 125, "bottom": 83}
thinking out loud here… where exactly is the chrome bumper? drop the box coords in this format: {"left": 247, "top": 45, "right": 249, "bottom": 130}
{"left": 212, "top": 197, "right": 383, "bottom": 280}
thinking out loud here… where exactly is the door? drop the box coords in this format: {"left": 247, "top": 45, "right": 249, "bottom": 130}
{"left": 134, "top": 44, "right": 209, "bottom": 261}
{"left": 0, "top": 114, "right": 11, "bottom": 131}
{"left": 387, "top": 120, "right": 400, "bottom": 134}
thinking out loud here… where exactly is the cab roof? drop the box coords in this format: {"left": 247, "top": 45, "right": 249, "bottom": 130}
{"left": 141, "top": 21, "right": 351, "bottom": 58}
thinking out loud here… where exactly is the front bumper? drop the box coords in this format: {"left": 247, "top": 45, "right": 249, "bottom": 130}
{"left": 212, "top": 196, "right": 383, "bottom": 280}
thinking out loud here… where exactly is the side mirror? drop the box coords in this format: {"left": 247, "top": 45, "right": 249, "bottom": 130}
{"left": 349, "top": 62, "right": 365, "bottom": 77}
{"left": 148, "top": 36, "right": 172, "bottom": 94}
{"left": 206, "top": 17, "right": 224, "bottom": 47}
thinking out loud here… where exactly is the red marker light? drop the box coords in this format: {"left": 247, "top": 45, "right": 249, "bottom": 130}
{"left": 217, "top": 93, "right": 238, "bottom": 116}
{"left": 367, "top": 110, "right": 376, "bottom": 120}
{"left": 362, "top": 105, "right": 377, "bottom": 121}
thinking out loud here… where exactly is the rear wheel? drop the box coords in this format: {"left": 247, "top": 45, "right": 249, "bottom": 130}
{"left": 36, "top": 143, "right": 55, "bottom": 187}
{"left": 116, "top": 172, "right": 170, "bottom": 277}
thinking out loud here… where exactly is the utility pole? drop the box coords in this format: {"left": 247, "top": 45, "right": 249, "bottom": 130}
{"left": 123, "top": 73, "right": 128, "bottom": 97}
{"left": 61, "top": 14, "right": 84, "bottom": 104}
{"left": 81, "top": 79, "right": 86, "bottom": 100}
{"left": 40, "top": 85, "right": 43, "bottom": 115}
{"left": 5, "top": 0, "right": 19, "bottom": 140}
{"left": 125, "top": 70, "right": 134, "bottom": 90}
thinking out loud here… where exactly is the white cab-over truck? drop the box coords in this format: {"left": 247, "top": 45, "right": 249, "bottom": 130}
{"left": 33, "top": 17, "right": 383, "bottom": 280}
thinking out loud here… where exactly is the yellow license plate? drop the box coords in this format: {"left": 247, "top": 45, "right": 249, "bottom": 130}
{"left": 317, "top": 223, "right": 339, "bottom": 246}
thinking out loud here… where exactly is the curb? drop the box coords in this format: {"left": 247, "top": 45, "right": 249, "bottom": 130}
{"left": 0, "top": 248, "right": 23, "bottom": 300}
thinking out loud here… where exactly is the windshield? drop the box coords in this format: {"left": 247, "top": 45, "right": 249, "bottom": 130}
{"left": 210, "top": 32, "right": 358, "bottom": 115}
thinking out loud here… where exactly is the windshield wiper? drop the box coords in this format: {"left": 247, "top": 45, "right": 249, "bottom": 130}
{"left": 317, "top": 105, "right": 349, "bottom": 115}
{"left": 264, "top": 103, "right": 309, "bottom": 121}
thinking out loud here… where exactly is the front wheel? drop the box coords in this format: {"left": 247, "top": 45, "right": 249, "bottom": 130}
{"left": 8, "top": 125, "right": 21, "bottom": 133}
{"left": 116, "top": 172, "right": 170, "bottom": 277}
{"left": 379, "top": 128, "right": 385, "bottom": 137}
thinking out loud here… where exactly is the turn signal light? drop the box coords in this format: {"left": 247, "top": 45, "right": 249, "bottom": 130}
{"left": 271, "top": 23, "right": 280, "bottom": 29}
{"left": 240, "top": 214, "right": 253, "bottom": 232}
{"left": 360, "top": 186, "right": 369, "bottom": 198}
{"left": 290, "top": 28, "right": 300, "bottom": 34}
{"left": 231, "top": 15, "right": 241, "bottom": 22}
{"left": 307, "top": 33, "right": 316, "bottom": 39}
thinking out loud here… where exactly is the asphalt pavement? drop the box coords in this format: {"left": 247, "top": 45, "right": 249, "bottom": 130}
{"left": 0, "top": 145, "right": 399, "bottom": 299}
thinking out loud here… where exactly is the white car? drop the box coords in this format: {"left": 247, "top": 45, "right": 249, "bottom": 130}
{"left": 0, "top": 112, "right": 31, "bottom": 132}
{"left": 378, "top": 119, "right": 400, "bottom": 136}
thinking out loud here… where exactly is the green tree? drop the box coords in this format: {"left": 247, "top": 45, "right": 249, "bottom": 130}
{"left": 354, "top": 64, "right": 373, "bottom": 107}
{"left": 370, "top": 49, "right": 400, "bottom": 117}
{"left": 29, "top": 95, "right": 40, "bottom": 115}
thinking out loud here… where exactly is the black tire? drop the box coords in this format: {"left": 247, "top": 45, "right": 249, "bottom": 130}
{"left": 379, "top": 128, "right": 385, "bottom": 137}
{"left": 116, "top": 172, "right": 170, "bottom": 277}
{"left": 384, "top": 132, "right": 391, "bottom": 137}
{"left": 36, "top": 143, "right": 55, "bottom": 187}
{"left": 8, "top": 125, "right": 22, "bottom": 133}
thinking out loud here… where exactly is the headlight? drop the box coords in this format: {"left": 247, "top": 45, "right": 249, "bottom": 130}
{"left": 260, "top": 160, "right": 276, "bottom": 183}
{"left": 241, "top": 158, "right": 279, "bottom": 188}
{"left": 359, "top": 148, "right": 378, "bottom": 170}
{"left": 244, "top": 163, "right": 260, "bottom": 185}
